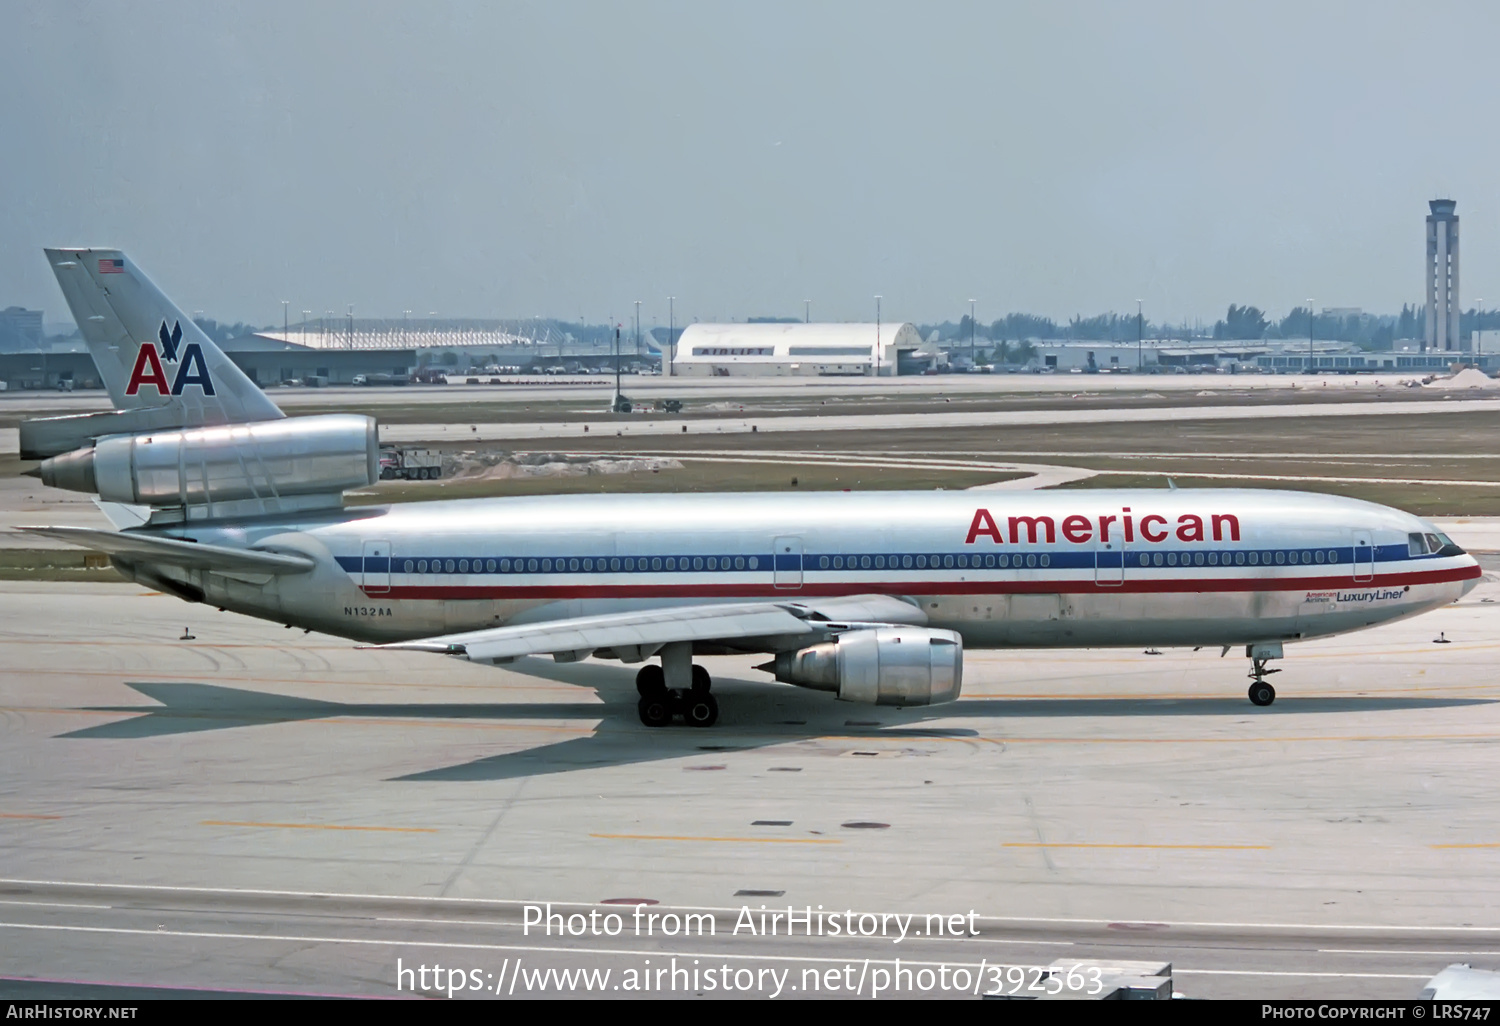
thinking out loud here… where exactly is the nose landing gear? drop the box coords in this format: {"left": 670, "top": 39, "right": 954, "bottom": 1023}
{"left": 1247, "top": 658, "right": 1281, "bottom": 707}
{"left": 635, "top": 662, "right": 718, "bottom": 727}
{"left": 1244, "top": 642, "right": 1284, "bottom": 707}
{"left": 1248, "top": 673, "right": 1277, "bottom": 707}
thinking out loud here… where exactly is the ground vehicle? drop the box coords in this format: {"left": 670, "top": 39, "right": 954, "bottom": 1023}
{"left": 379, "top": 446, "right": 444, "bottom": 480}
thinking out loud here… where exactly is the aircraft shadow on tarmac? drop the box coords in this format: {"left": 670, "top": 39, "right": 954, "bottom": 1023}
{"left": 58, "top": 660, "right": 1497, "bottom": 783}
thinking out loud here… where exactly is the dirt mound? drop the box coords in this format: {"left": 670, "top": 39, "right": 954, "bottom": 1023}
{"left": 459, "top": 452, "right": 684, "bottom": 480}
{"left": 1427, "top": 367, "right": 1500, "bottom": 390}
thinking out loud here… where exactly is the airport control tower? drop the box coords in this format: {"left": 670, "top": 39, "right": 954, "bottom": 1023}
{"left": 1426, "top": 199, "right": 1461, "bottom": 351}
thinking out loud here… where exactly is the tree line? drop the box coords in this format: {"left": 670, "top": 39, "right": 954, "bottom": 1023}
{"left": 917, "top": 304, "right": 1500, "bottom": 351}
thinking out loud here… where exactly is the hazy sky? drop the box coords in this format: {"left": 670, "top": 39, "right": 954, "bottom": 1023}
{"left": 4, "top": 1, "right": 1499, "bottom": 328}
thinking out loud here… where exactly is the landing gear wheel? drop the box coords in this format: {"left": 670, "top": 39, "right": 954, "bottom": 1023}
{"left": 683, "top": 692, "right": 719, "bottom": 728}
{"left": 1248, "top": 681, "right": 1276, "bottom": 707}
{"left": 690, "top": 664, "right": 712, "bottom": 693}
{"left": 635, "top": 664, "right": 666, "bottom": 698}
{"left": 638, "top": 695, "right": 672, "bottom": 727}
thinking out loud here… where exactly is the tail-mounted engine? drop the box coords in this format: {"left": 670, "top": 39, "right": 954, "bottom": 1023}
{"left": 763, "top": 627, "right": 963, "bottom": 706}
{"left": 33, "top": 413, "right": 378, "bottom": 512}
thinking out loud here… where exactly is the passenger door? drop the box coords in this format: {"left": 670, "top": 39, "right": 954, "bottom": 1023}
{"left": 362, "top": 540, "right": 392, "bottom": 595}
{"left": 773, "top": 536, "right": 803, "bottom": 591}
{"left": 1353, "top": 531, "right": 1374, "bottom": 582}
{"left": 1095, "top": 540, "right": 1124, "bottom": 586}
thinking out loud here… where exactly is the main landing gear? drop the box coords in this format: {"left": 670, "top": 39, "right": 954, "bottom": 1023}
{"left": 635, "top": 661, "right": 718, "bottom": 728}
{"left": 1245, "top": 642, "right": 1284, "bottom": 707}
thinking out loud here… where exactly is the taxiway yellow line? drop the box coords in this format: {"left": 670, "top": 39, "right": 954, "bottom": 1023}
{"left": 1430, "top": 843, "right": 1500, "bottom": 849}
{"left": 201, "top": 820, "right": 436, "bottom": 834}
{"left": 1002, "top": 842, "right": 1269, "bottom": 850}
{"left": 590, "top": 832, "right": 840, "bottom": 845}
{"left": 0, "top": 813, "right": 61, "bottom": 821}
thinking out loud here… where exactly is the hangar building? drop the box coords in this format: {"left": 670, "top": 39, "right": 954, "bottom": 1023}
{"left": 670, "top": 322, "right": 932, "bottom": 377}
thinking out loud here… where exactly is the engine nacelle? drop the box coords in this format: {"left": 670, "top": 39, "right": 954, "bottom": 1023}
{"left": 767, "top": 627, "right": 963, "bottom": 706}
{"left": 35, "top": 414, "right": 379, "bottom": 507}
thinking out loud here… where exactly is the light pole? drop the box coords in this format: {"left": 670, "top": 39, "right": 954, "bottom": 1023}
{"left": 805, "top": 299, "right": 811, "bottom": 324}
{"left": 875, "top": 295, "right": 882, "bottom": 377}
{"left": 668, "top": 296, "right": 675, "bottom": 377}
{"left": 347, "top": 305, "right": 354, "bottom": 349}
{"left": 634, "top": 300, "right": 641, "bottom": 364}
{"left": 403, "top": 309, "right": 410, "bottom": 347}
{"left": 1136, "top": 299, "right": 1143, "bottom": 372}
{"left": 969, "top": 299, "right": 976, "bottom": 368}
{"left": 281, "top": 300, "right": 289, "bottom": 341}
{"left": 301, "top": 310, "right": 310, "bottom": 346}
{"left": 1307, "top": 298, "right": 1315, "bottom": 375}
{"left": 1478, "top": 299, "right": 1485, "bottom": 367}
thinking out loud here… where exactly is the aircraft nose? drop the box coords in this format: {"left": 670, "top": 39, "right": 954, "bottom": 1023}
{"left": 1459, "top": 554, "right": 1483, "bottom": 597}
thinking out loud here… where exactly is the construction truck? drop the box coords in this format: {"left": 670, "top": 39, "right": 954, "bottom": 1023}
{"left": 379, "top": 446, "right": 444, "bottom": 481}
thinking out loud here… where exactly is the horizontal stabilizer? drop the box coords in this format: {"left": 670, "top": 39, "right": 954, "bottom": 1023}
{"left": 20, "top": 407, "right": 211, "bottom": 460}
{"left": 373, "top": 601, "right": 820, "bottom": 663}
{"left": 18, "top": 526, "right": 314, "bottom": 576}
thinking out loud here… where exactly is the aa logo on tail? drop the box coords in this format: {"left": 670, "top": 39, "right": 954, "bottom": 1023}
{"left": 125, "top": 321, "right": 216, "bottom": 396}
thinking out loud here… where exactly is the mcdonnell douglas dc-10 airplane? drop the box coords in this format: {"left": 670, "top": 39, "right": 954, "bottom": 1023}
{"left": 20, "top": 250, "right": 1481, "bottom": 728}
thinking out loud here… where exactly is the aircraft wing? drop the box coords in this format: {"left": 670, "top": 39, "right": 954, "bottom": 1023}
{"left": 18, "top": 526, "right": 315, "bottom": 576}
{"left": 373, "top": 594, "right": 926, "bottom": 664}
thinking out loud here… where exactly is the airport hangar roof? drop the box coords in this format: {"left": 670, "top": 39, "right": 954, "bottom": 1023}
{"left": 672, "top": 322, "right": 926, "bottom": 365}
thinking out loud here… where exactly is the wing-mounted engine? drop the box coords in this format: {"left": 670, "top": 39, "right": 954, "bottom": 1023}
{"left": 761, "top": 627, "right": 963, "bottom": 706}
{"left": 30, "top": 413, "right": 379, "bottom": 521}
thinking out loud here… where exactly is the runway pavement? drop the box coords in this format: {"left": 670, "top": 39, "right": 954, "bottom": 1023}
{"left": 3, "top": 578, "right": 1500, "bottom": 999}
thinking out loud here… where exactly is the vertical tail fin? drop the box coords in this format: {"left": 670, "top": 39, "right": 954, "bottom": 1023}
{"left": 45, "top": 248, "right": 282, "bottom": 425}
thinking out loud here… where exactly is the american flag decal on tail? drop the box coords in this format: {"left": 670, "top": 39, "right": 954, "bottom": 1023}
{"left": 99, "top": 258, "right": 124, "bottom": 274}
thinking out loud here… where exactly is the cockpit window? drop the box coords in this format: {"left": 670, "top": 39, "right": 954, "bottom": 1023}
{"left": 1436, "top": 533, "right": 1466, "bottom": 556}
{"left": 1416, "top": 530, "right": 1466, "bottom": 557}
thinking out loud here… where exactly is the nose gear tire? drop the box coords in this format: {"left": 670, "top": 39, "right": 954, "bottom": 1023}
{"left": 1248, "top": 681, "right": 1276, "bottom": 707}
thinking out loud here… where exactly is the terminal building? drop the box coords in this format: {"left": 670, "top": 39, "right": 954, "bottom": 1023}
{"left": 669, "top": 322, "right": 934, "bottom": 377}
{"left": 0, "top": 307, "right": 44, "bottom": 353}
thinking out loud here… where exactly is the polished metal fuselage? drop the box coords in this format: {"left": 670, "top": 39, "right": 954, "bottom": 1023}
{"left": 134, "top": 488, "right": 1481, "bottom": 654}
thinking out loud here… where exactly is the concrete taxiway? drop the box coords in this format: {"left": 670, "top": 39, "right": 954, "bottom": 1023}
{"left": 3, "top": 576, "right": 1500, "bottom": 999}
{"left": 375, "top": 397, "right": 1500, "bottom": 445}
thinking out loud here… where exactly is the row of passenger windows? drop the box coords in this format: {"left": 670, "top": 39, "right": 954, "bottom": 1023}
{"left": 393, "top": 549, "right": 1351, "bottom": 575}
{"left": 1139, "top": 549, "right": 1341, "bottom": 567}
{"left": 817, "top": 553, "right": 1051, "bottom": 569}
{"left": 400, "top": 555, "right": 762, "bottom": 574}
